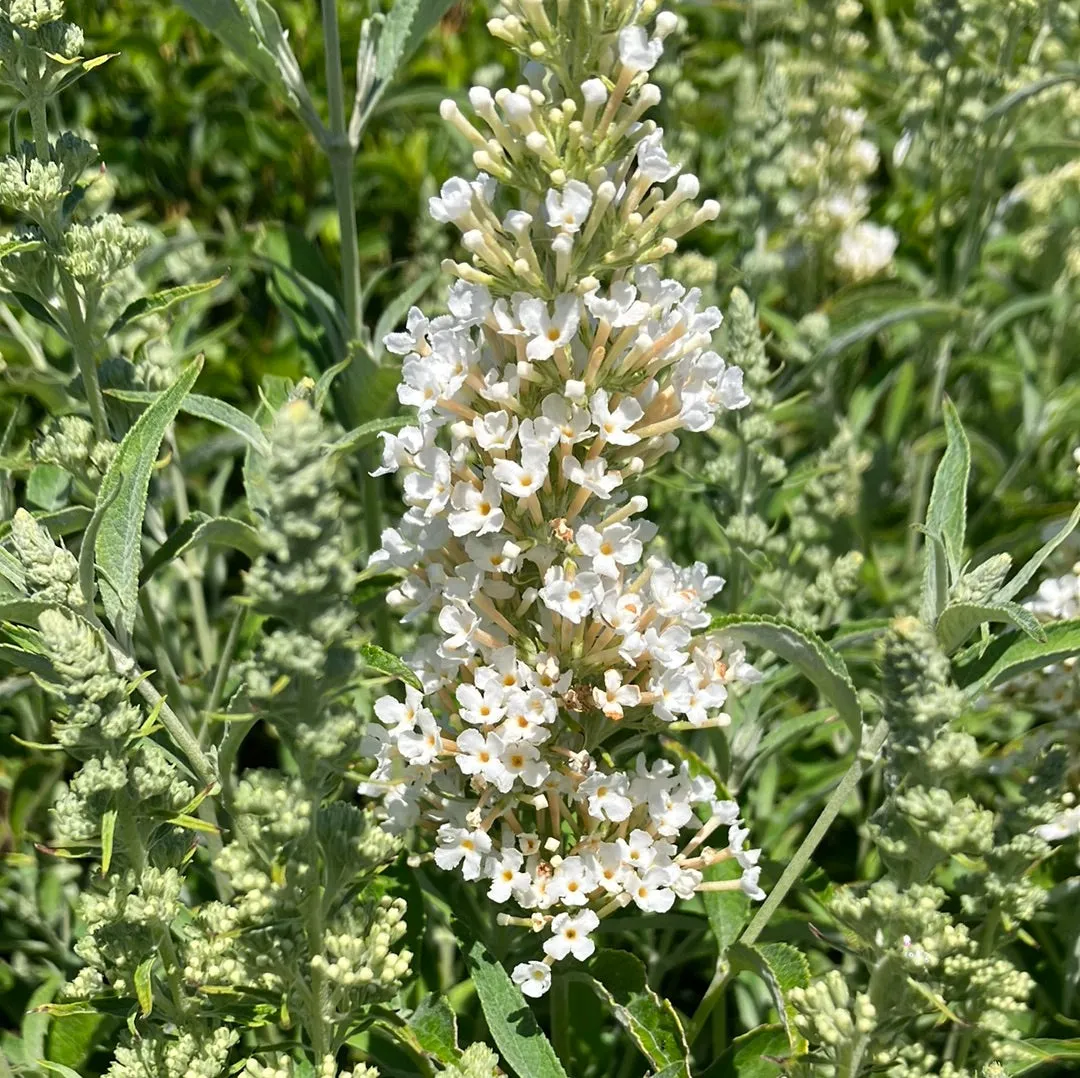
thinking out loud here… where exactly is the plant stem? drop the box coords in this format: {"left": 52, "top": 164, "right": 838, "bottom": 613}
{"left": 320, "top": 0, "right": 391, "bottom": 651}
{"left": 686, "top": 959, "right": 730, "bottom": 1046}
{"left": 741, "top": 719, "right": 888, "bottom": 946}
{"left": 168, "top": 454, "right": 216, "bottom": 672}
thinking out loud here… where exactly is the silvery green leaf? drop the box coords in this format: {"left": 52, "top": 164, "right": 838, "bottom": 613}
{"left": 936, "top": 600, "right": 1044, "bottom": 655}
{"left": 996, "top": 502, "right": 1080, "bottom": 603}
{"left": 94, "top": 357, "right": 203, "bottom": 634}
{"left": 924, "top": 398, "right": 970, "bottom": 578}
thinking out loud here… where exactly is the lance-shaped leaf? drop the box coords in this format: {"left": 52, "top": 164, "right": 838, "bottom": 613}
{"left": 457, "top": 925, "right": 569, "bottom": 1078}
{"left": 700, "top": 1024, "right": 790, "bottom": 1077}
{"left": 710, "top": 613, "right": 862, "bottom": 742}
{"left": 996, "top": 502, "right": 1080, "bottom": 603}
{"left": 330, "top": 415, "right": 412, "bottom": 457}
{"left": 956, "top": 618, "right": 1080, "bottom": 697}
{"left": 935, "top": 600, "right": 1044, "bottom": 655}
{"left": 105, "top": 389, "right": 270, "bottom": 455}
{"left": 924, "top": 398, "right": 970, "bottom": 578}
{"left": 94, "top": 357, "right": 203, "bottom": 634}
{"left": 106, "top": 277, "right": 224, "bottom": 335}
{"left": 140, "top": 512, "right": 262, "bottom": 584}
{"left": 583, "top": 950, "right": 691, "bottom": 1077}
{"left": 359, "top": 642, "right": 423, "bottom": 691}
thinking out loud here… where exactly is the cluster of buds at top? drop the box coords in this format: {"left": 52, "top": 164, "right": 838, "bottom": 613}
{"left": 362, "top": 0, "right": 765, "bottom": 998}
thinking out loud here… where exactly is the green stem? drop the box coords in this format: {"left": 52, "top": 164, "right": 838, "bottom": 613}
{"left": 686, "top": 959, "right": 729, "bottom": 1046}
{"left": 138, "top": 591, "right": 196, "bottom": 725}
{"left": 320, "top": 0, "right": 390, "bottom": 651}
{"left": 101, "top": 625, "right": 216, "bottom": 790}
{"left": 741, "top": 720, "right": 888, "bottom": 946}
{"left": 168, "top": 455, "right": 216, "bottom": 672}
{"left": 59, "top": 267, "right": 110, "bottom": 441}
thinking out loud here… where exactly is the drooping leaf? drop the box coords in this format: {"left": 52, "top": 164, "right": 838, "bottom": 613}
{"left": 105, "top": 389, "right": 270, "bottom": 455}
{"left": 330, "top": 415, "right": 412, "bottom": 457}
{"left": 924, "top": 398, "right": 970, "bottom": 578}
{"left": 1002, "top": 1036, "right": 1080, "bottom": 1075}
{"left": 359, "top": 642, "right": 423, "bottom": 691}
{"left": 407, "top": 993, "right": 460, "bottom": 1065}
{"left": 99, "top": 809, "right": 117, "bottom": 875}
{"left": 956, "top": 619, "right": 1080, "bottom": 697}
{"left": 106, "top": 277, "right": 224, "bottom": 335}
{"left": 94, "top": 358, "right": 203, "bottom": 633}
{"left": 710, "top": 613, "right": 862, "bottom": 741}
{"left": 457, "top": 926, "right": 569, "bottom": 1078}
{"left": 996, "top": 502, "right": 1080, "bottom": 603}
{"left": 583, "top": 950, "right": 691, "bottom": 1077}
{"left": 935, "top": 600, "right": 1044, "bottom": 655}
{"left": 140, "top": 512, "right": 262, "bottom": 584}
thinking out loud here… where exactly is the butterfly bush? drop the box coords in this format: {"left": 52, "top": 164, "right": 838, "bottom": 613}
{"left": 362, "top": 0, "right": 765, "bottom": 998}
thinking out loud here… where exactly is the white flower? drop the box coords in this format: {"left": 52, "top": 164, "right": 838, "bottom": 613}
{"left": 397, "top": 711, "right": 443, "bottom": 765}
{"left": 577, "top": 523, "right": 642, "bottom": 579}
{"left": 549, "top": 856, "right": 595, "bottom": 907}
{"left": 473, "top": 410, "right": 519, "bottom": 452}
{"left": 539, "top": 567, "right": 602, "bottom": 623}
{"left": 456, "top": 729, "right": 512, "bottom": 792}
{"left": 434, "top": 825, "right": 492, "bottom": 880}
{"left": 561, "top": 454, "right": 622, "bottom": 498}
{"left": 448, "top": 477, "right": 504, "bottom": 537}
{"left": 518, "top": 294, "right": 580, "bottom": 360}
{"left": 834, "top": 222, "right": 898, "bottom": 281}
{"left": 625, "top": 866, "right": 677, "bottom": 912}
{"left": 493, "top": 446, "right": 550, "bottom": 499}
{"left": 486, "top": 848, "right": 531, "bottom": 902}
{"left": 543, "top": 909, "right": 600, "bottom": 961}
{"left": 500, "top": 740, "right": 550, "bottom": 788}
{"left": 579, "top": 771, "right": 633, "bottom": 822}
{"left": 428, "top": 176, "right": 475, "bottom": 225}
{"left": 384, "top": 307, "right": 433, "bottom": 355}
{"left": 585, "top": 281, "right": 650, "bottom": 326}
{"left": 1034, "top": 806, "right": 1080, "bottom": 842}
{"left": 512, "top": 960, "right": 552, "bottom": 998}
{"left": 591, "top": 389, "right": 644, "bottom": 445}
{"left": 635, "top": 129, "right": 680, "bottom": 182}
{"left": 545, "top": 179, "right": 593, "bottom": 234}
{"left": 618, "top": 26, "right": 663, "bottom": 73}
{"left": 591, "top": 668, "right": 641, "bottom": 719}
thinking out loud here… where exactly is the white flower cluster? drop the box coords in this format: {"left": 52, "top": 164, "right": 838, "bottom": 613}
{"left": 362, "top": 0, "right": 766, "bottom": 997}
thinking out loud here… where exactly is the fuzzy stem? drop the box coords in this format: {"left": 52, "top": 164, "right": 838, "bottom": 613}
{"left": 741, "top": 719, "right": 888, "bottom": 946}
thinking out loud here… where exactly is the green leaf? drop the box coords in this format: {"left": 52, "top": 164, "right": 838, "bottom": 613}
{"left": 920, "top": 529, "right": 949, "bottom": 626}
{"left": 935, "top": 600, "right": 1044, "bottom": 655}
{"left": 0, "top": 237, "right": 44, "bottom": 258}
{"left": 106, "top": 278, "right": 224, "bottom": 335}
{"left": 924, "top": 398, "right": 970, "bottom": 578}
{"left": 140, "top": 512, "right": 262, "bottom": 584}
{"left": 376, "top": 1, "right": 455, "bottom": 82}
{"left": 25, "top": 465, "right": 70, "bottom": 511}
{"left": 997, "top": 502, "right": 1080, "bottom": 603}
{"left": 457, "top": 925, "right": 569, "bottom": 1078}
{"left": 816, "top": 302, "right": 959, "bottom": 360}
{"left": 330, "top": 415, "right": 412, "bottom": 456}
{"left": 45, "top": 1010, "right": 105, "bottom": 1071}
{"left": 703, "top": 856, "right": 750, "bottom": 964}
{"left": 984, "top": 72, "right": 1080, "bottom": 122}
{"left": 710, "top": 613, "right": 862, "bottom": 742}
{"left": 376, "top": 0, "right": 422, "bottom": 81}
{"left": 359, "top": 642, "right": 423, "bottom": 691}
{"left": 730, "top": 943, "right": 810, "bottom": 1052}
{"left": 583, "top": 950, "right": 690, "bottom": 1077}
{"left": 1003, "top": 1037, "right": 1080, "bottom": 1075}
{"left": 99, "top": 808, "right": 117, "bottom": 875}
{"left": 134, "top": 957, "right": 154, "bottom": 1017}
{"left": 105, "top": 389, "right": 270, "bottom": 455}
{"left": 35, "top": 1062, "right": 84, "bottom": 1078}
{"left": 174, "top": 0, "right": 319, "bottom": 131}
{"left": 972, "top": 292, "right": 1058, "bottom": 350}
{"left": 700, "top": 1024, "right": 790, "bottom": 1078}
{"left": 94, "top": 357, "right": 203, "bottom": 634}
{"left": 408, "top": 993, "right": 460, "bottom": 1064}
{"left": 956, "top": 619, "right": 1080, "bottom": 697}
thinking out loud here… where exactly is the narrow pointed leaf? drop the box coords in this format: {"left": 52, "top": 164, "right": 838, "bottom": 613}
{"left": 94, "top": 358, "right": 203, "bottom": 633}
{"left": 957, "top": 619, "right": 1080, "bottom": 697}
{"left": 997, "top": 502, "right": 1080, "bottom": 603}
{"left": 925, "top": 398, "right": 970, "bottom": 577}
{"left": 106, "top": 277, "right": 224, "bottom": 336}
{"left": 936, "top": 601, "right": 1044, "bottom": 655}
{"left": 457, "top": 925, "right": 569, "bottom": 1078}
{"left": 359, "top": 642, "right": 423, "bottom": 691}
{"left": 140, "top": 512, "right": 262, "bottom": 584}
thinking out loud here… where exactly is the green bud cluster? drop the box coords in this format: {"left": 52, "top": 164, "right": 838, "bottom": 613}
{"left": 240, "top": 396, "right": 363, "bottom": 773}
